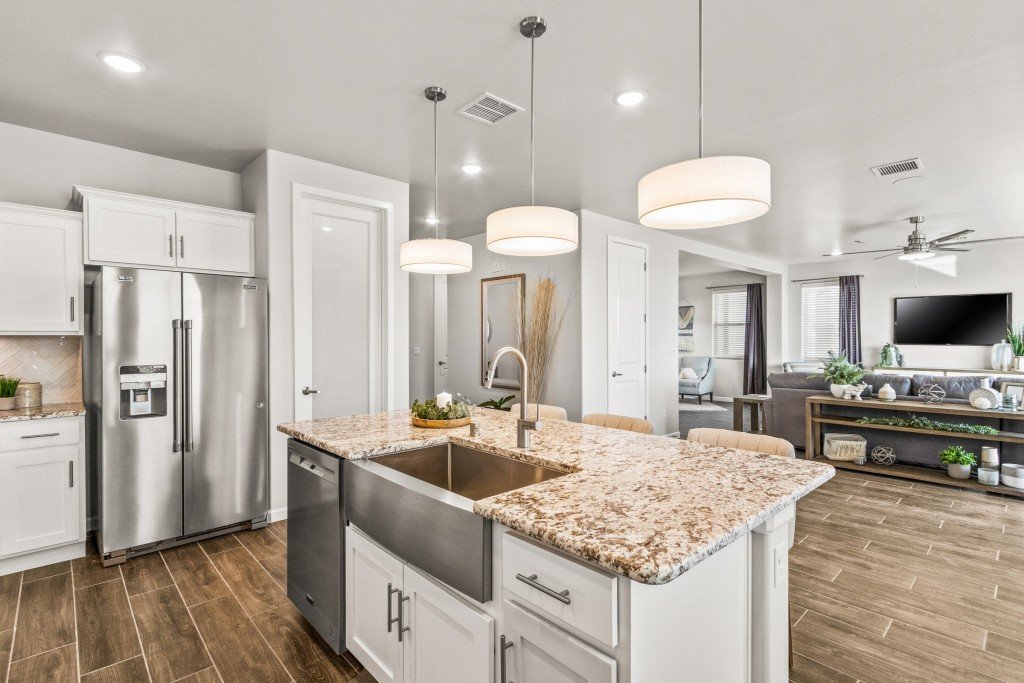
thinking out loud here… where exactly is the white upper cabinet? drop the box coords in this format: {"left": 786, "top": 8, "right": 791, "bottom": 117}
{"left": 0, "top": 202, "right": 83, "bottom": 334}
{"left": 75, "top": 186, "right": 254, "bottom": 275}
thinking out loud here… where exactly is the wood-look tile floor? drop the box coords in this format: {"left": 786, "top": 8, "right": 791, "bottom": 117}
{"left": 0, "top": 522, "right": 372, "bottom": 682}
{"left": 2, "top": 472, "right": 1023, "bottom": 682}
{"left": 790, "top": 470, "right": 1024, "bottom": 683}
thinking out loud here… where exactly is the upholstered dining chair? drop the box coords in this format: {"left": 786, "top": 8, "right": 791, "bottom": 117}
{"left": 582, "top": 413, "right": 654, "bottom": 434}
{"left": 508, "top": 403, "right": 568, "bottom": 420}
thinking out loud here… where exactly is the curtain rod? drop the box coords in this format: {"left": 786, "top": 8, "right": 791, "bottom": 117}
{"left": 704, "top": 283, "right": 761, "bottom": 291}
{"left": 790, "top": 275, "right": 865, "bottom": 284}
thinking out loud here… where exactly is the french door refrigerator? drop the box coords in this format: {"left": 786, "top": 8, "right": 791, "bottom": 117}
{"left": 87, "top": 266, "right": 269, "bottom": 559}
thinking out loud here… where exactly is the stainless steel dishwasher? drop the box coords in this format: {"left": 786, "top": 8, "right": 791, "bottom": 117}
{"left": 287, "top": 438, "right": 345, "bottom": 653}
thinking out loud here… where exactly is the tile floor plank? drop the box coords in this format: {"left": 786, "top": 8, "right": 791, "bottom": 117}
{"left": 0, "top": 628, "right": 13, "bottom": 680}
{"left": 986, "top": 631, "right": 1024, "bottom": 665}
{"left": 122, "top": 551, "right": 174, "bottom": 596}
{"left": 176, "top": 666, "right": 221, "bottom": 682}
{"left": 789, "top": 652, "right": 858, "bottom": 683}
{"left": 7, "top": 642, "right": 78, "bottom": 683}
{"left": 11, "top": 572, "right": 74, "bottom": 661}
{"left": 0, "top": 572, "right": 20, "bottom": 632}
{"left": 75, "top": 577, "right": 143, "bottom": 675}
{"left": 130, "top": 585, "right": 212, "bottom": 682}
{"left": 209, "top": 547, "right": 288, "bottom": 617}
{"left": 260, "top": 552, "right": 287, "bottom": 589}
{"left": 267, "top": 520, "right": 288, "bottom": 545}
{"left": 71, "top": 553, "right": 122, "bottom": 590}
{"left": 190, "top": 594, "right": 290, "bottom": 683}
{"left": 885, "top": 620, "right": 1024, "bottom": 682}
{"left": 198, "top": 534, "right": 242, "bottom": 555}
{"left": 161, "top": 544, "right": 230, "bottom": 607}
{"left": 22, "top": 561, "right": 70, "bottom": 583}
{"left": 234, "top": 528, "right": 286, "bottom": 560}
{"left": 79, "top": 655, "right": 150, "bottom": 683}
{"left": 253, "top": 602, "right": 354, "bottom": 681}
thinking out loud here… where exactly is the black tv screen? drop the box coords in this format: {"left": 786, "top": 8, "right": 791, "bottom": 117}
{"left": 893, "top": 293, "right": 1011, "bottom": 345}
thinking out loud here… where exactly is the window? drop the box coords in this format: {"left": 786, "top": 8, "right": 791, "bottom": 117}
{"left": 712, "top": 288, "right": 747, "bottom": 358}
{"left": 801, "top": 281, "right": 840, "bottom": 360}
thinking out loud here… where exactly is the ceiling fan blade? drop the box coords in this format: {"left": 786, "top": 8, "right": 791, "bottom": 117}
{"left": 823, "top": 246, "right": 905, "bottom": 257}
{"left": 934, "top": 247, "right": 969, "bottom": 252}
{"left": 930, "top": 229, "right": 974, "bottom": 245}
{"left": 955, "top": 236, "right": 1024, "bottom": 246}
{"left": 873, "top": 251, "right": 904, "bottom": 260}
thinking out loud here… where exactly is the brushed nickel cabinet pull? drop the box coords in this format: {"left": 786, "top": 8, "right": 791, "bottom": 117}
{"left": 398, "top": 591, "right": 410, "bottom": 642}
{"left": 69, "top": 461, "right": 74, "bottom": 487}
{"left": 500, "top": 635, "right": 514, "bottom": 683}
{"left": 180, "top": 235, "right": 185, "bottom": 259}
{"left": 515, "top": 572, "right": 572, "bottom": 605}
{"left": 21, "top": 432, "right": 59, "bottom": 439}
{"left": 169, "top": 234, "right": 174, "bottom": 257}
{"left": 387, "top": 583, "right": 399, "bottom": 633}
{"left": 70, "top": 296, "right": 75, "bottom": 323}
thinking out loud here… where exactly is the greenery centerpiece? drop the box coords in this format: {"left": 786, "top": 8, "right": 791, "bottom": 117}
{"left": 878, "top": 343, "right": 904, "bottom": 368}
{"left": 1008, "top": 325, "right": 1024, "bottom": 371}
{"left": 856, "top": 415, "right": 998, "bottom": 435}
{"left": 938, "top": 444, "right": 976, "bottom": 480}
{"left": 0, "top": 376, "right": 20, "bottom": 411}
{"left": 410, "top": 398, "right": 471, "bottom": 428}
{"left": 814, "top": 351, "right": 866, "bottom": 398}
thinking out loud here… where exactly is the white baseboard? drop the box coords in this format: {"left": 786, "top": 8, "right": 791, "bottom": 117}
{"left": 268, "top": 506, "right": 288, "bottom": 523}
{"left": 0, "top": 542, "right": 86, "bottom": 577}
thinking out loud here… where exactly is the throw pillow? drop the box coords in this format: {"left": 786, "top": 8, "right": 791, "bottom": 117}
{"left": 679, "top": 367, "right": 698, "bottom": 380}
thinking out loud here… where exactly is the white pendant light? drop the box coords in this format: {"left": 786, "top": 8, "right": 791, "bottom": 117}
{"left": 400, "top": 86, "right": 473, "bottom": 274}
{"left": 486, "top": 17, "right": 578, "bottom": 256}
{"left": 637, "top": 0, "right": 770, "bottom": 230}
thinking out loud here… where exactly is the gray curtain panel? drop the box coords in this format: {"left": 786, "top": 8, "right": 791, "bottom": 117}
{"left": 743, "top": 283, "right": 766, "bottom": 395}
{"left": 839, "top": 275, "right": 862, "bottom": 365}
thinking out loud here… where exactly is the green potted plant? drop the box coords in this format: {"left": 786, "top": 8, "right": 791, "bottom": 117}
{"left": 0, "top": 376, "right": 20, "bottom": 411}
{"left": 815, "top": 351, "right": 866, "bottom": 398}
{"left": 1007, "top": 325, "right": 1024, "bottom": 371}
{"left": 939, "top": 445, "right": 976, "bottom": 480}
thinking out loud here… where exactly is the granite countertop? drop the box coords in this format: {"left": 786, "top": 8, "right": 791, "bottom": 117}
{"left": 278, "top": 409, "right": 834, "bottom": 585}
{"left": 0, "top": 402, "right": 86, "bottom": 423}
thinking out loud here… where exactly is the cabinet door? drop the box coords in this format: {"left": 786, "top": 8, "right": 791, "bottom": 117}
{"left": 86, "top": 196, "right": 177, "bottom": 268}
{"left": 176, "top": 210, "right": 253, "bottom": 274}
{"left": 0, "top": 444, "right": 81, "bottom": 556}
{"left": 0, "top": 208, "right": 82, "bottom": 333}
{"left": 346, "top": 527, "right": 405, "bottom": 683}
{"left": 502, "top": 600, "right": 616, "bottom": 683}
{"left": 403, "top": 564, "right": 493, "bottom": 683}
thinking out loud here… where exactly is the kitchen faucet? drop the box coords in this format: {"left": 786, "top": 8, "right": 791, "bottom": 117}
{"left": 485, "top": 346, "right": 541, "bottom": 449}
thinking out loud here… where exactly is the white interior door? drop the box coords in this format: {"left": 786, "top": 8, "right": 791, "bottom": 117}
{"left": 294, "top": 189, "right": 387, "bottom": 420}
{"left": 607, "top": 238, "right": 648, "bottom": 419}
{"left": 433, "top": 275, "right": 448, "bottom": 394}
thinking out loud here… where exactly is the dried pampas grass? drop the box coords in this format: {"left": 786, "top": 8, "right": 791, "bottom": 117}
{"left": 522, "top": 277, "right": 573, "bottom": 404}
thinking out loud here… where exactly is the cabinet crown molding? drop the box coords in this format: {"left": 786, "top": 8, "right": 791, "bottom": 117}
{"left": 0, "top": 200, "right": 82, "bottom": 221}
{"left": 72, "top": 186, "right": 254, "bottom": 221}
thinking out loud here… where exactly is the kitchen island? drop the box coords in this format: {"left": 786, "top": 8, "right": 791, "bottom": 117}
{"left": 279, "top": 408, "right": 833, "bottom": 682}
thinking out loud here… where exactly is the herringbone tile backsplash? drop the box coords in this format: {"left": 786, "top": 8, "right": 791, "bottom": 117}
{"left": 0, "top": 336, "right": 82, "bottom": 404}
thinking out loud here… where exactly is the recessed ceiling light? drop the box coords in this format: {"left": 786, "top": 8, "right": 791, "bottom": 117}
{"left": 99, "top": 51, "right": 146, "bottom": 73}
{"left": 321, "top": 226, "right": 333, "bottom": 232}
{"left": 614, "top": 89, "right": 647, "bottom": 106}
{"left": 425, "top": 216, "right": 439, "bottom": 226}
{"left": 462, "top": 164, "right": 482, "bottom": 175}
{"left": 830, "top": 248, "right": 843, "bottom": 256}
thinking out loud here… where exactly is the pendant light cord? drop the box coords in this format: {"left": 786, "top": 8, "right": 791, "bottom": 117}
{"left": 698, "top": 0, "right": 704, "bottom": 159}
{"left": 433, "top": 96, "right": 439, "bottom": 239}
{"left": 530, "top": 29, "right": 536, "bottom": 206}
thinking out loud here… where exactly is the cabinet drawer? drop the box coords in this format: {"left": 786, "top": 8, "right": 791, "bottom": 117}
{"left": 0, "top": 419, "right": 80, "bottom": 451}
{"left": 503, "top": 532, "right": 618, "bottom": 648}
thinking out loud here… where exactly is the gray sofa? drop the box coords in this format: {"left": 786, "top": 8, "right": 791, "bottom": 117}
{"left": 763, "top": 372, "right": 1023, "bottom": 468}
{"left": 679, "top": 356, "right": 714, "bottom": 404}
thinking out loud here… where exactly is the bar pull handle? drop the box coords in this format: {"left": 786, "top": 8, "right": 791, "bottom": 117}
{"left": 169, "top": 234, "right": 174, "bottom": 258}
{"left": 387, "top": 583, "right": 400, "bottom": 633}
{"left": 184, "top": 320, "right": 193, "bottom": 451}
{"left": 500, "top": 635, "right": 514, "bottom": 683}
{"left": 70, "top": 297, "right": 75, "bottom": 323}
{"left": 515, "top": 573, "right": 571, "bottom": 605}
{"left": 20, "top": 433, "right": 60, "bottom": 439}
{"left": 172, "top": 319, "right": 183, "bottom": 452}
{"left": 179, "top": 235, "right": 185, "bottom": 259}
{"left": 398, "top": 591, "right": 410, "bottom": 642}
{"left": 69, "top": 461, "right": 74, "bottom": 488}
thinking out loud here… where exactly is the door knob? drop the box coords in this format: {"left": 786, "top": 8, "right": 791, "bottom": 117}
{"left": 301, "top": 386, "right": 320, "bottom": 395}
{"left": 611, "top": 371, "right": 623, "bottom": 377}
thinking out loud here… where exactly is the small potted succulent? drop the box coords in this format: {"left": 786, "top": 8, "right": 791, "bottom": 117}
{"left": 0, "top": 376, "right": 20, "bottom": 411}
{"left": 939, "top": 445, "right": 976, "bottom": 480}
{"left": 815, "top": 351, "right": 866, "bottom": 398}
{"left": 1007, "top": 325, "right": 1024, "bottom": 372}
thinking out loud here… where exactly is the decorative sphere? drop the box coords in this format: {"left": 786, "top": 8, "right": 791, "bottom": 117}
{"left": 920, "top": 384, "right": 946, "bottom": 404}
{"left": 871, "top": 446, "right": 896, "bottom": 466}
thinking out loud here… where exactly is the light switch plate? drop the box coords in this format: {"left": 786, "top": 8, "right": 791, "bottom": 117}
{"left": 773, "top": 543, "right": 787, "bottom": 588}
{"left": 412, "top": 346, "right": 422, "bottom": 355}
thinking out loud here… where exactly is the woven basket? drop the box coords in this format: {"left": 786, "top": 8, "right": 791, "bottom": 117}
{"left": 411, "top": 416, "right": 471, "bottom": 429}
{"left": 14, "top": 382, "right": 42, "bottom": 409}
{"left": 823, "top": 433, "right": 867, "bottom": 462}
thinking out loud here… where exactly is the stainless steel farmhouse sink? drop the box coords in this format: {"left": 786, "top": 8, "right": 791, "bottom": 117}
{"left": 345, "top": 444, "right": 567, "bottom": 602}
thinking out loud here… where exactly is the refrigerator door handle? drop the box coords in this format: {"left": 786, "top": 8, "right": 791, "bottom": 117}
{"left": 173, "top": 319, "right": 183, "bottom": 452}
{"left": 184, "top": 319, "right": 194, "bottom": 452}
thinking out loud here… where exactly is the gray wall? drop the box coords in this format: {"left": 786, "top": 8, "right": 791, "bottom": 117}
{"left": 445, "top": 233, "right": 583, "bottom": 421}
{"left": 0, "top": 121, "right": 241, "bottom": 211}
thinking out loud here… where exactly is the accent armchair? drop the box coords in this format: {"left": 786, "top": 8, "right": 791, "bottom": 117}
{"left": 678, "top": 355, "right": 714, "bottom": 404}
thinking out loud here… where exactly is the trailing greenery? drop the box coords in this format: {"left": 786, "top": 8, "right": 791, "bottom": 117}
{"left": 878, "top": 343, "right": 904, "bottom": 368}
{"left": 856, "top": 415, "right": 999, "bottom": 435}
{"left": 813, "top": 351, "right": 865, "bottom": 386}
{"left": 1008, "top": 325, "right": 1024, "bottom": 357}
{"left": 0, "top": 376, "right": 20, "bottom": 398}
{"left": 939, "top": 445, "right": 977, "bottom": 466}
{"left": 478, "top": 394, "right": 516, "bottom": 411}
{"left": 410, "top": 399, "right": 469, "bottom": 421}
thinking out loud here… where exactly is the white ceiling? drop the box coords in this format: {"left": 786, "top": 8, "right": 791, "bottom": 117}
{"left": 2, "top": 1, "right": 1023, "bottom": 264}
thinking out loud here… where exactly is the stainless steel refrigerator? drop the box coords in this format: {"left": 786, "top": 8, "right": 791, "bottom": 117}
{"left": 86, "top": 266, "right": 269, "bottom": 559}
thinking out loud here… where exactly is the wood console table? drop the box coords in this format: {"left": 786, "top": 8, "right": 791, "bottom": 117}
{"left": 805, "top": 395, "right": 1024, "bottom": 498}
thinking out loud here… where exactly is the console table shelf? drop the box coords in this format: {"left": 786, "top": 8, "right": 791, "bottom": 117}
{"left": 812, "top": 457, "right": 1024, "bottom": 500}
{"left": 811, "top": 414, "right": 1024, "bottom": 445}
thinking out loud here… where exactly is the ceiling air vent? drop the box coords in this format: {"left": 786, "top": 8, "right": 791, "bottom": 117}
{"left": 457, "top": 92, "right": 523, "bottom": 125}
{"left": 870, "top": 157, "right": 922, "bottom": 178}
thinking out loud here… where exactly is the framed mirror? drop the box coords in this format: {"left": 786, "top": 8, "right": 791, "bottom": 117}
{"left": 481, "top": 274, "right": 526, "bottom": 389}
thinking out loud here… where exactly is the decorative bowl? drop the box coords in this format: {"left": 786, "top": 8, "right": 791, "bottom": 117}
{"left": 411, "top": 416, "right": 471, "bottom": 429}
{"left": 969, "top": 387, "right": 1001, "bottom": 411}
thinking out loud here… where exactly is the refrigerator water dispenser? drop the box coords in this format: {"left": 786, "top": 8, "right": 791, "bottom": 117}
{"left": 119, "top": 365, "right": 168, "bottom": 419}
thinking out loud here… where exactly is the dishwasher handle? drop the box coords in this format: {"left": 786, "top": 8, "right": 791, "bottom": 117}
{"left": 288, "top": 453, "right": 337, "bottom": 484}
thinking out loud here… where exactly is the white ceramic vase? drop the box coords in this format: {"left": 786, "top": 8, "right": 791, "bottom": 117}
{"left": 991, "top": 342, "right": 1013, "bottom": 371}
{"left": 1014, "top": 356, "right": 1024, "bottom": 372}
{"left": 0, "top": 396, "right": 15, "bottom": 411}
{"left": 947, "top": 463, "right": 971, "bottom": 480}
{"left": 877, "top": 383, "right": 896, "bottom": 402}
{"left": 830, "top": 384, "right": 849, "bottom": 398}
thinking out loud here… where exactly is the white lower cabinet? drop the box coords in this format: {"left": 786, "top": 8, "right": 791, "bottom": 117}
{"left": 0, "top": 417, "right": 85, "bottom": 568}
{"left": 346, "top": 526, "right": 494, "bottom": 683}
{"left": 501, "top": 600, "right": 616, "bottom": 683}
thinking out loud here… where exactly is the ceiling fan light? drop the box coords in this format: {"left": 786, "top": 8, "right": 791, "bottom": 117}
{"left": 486, "top": 206, "right": 578, "bottom": 256}
{"left": 638, "top": 156, "right": 771, "bottom": 229}
{"left": 898, "top": 250, "right": 935, "bottom": 261}
{"left": 400, "top": 238, "right": 473, "bottom": 274}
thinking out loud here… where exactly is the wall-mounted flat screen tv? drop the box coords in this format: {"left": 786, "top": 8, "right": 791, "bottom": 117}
{"left": 893, "top": 293, "right": 1011, "bottom": 345}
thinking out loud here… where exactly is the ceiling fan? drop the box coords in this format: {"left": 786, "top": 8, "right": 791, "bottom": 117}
{"left": 824, "top": 216, "right": 1024, "bottom": 261}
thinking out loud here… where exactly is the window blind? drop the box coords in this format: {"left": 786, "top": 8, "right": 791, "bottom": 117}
{"left": 712, "top": 288, "right": 747, "bottom": 359}
{"left": 801, "top": 281, "right": 840, "bottom": 360}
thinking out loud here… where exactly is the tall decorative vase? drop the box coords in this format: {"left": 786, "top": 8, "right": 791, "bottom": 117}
{"left": 1015, "top": 356, "right": 1024, "bottom": 372}
{"left": 991, "top": 341, "right": 1013, "bottom": 371}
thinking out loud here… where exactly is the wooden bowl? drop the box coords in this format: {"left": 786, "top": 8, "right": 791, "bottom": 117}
{"left": 411, "top": 416, "right": 471, "bottom": 429}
